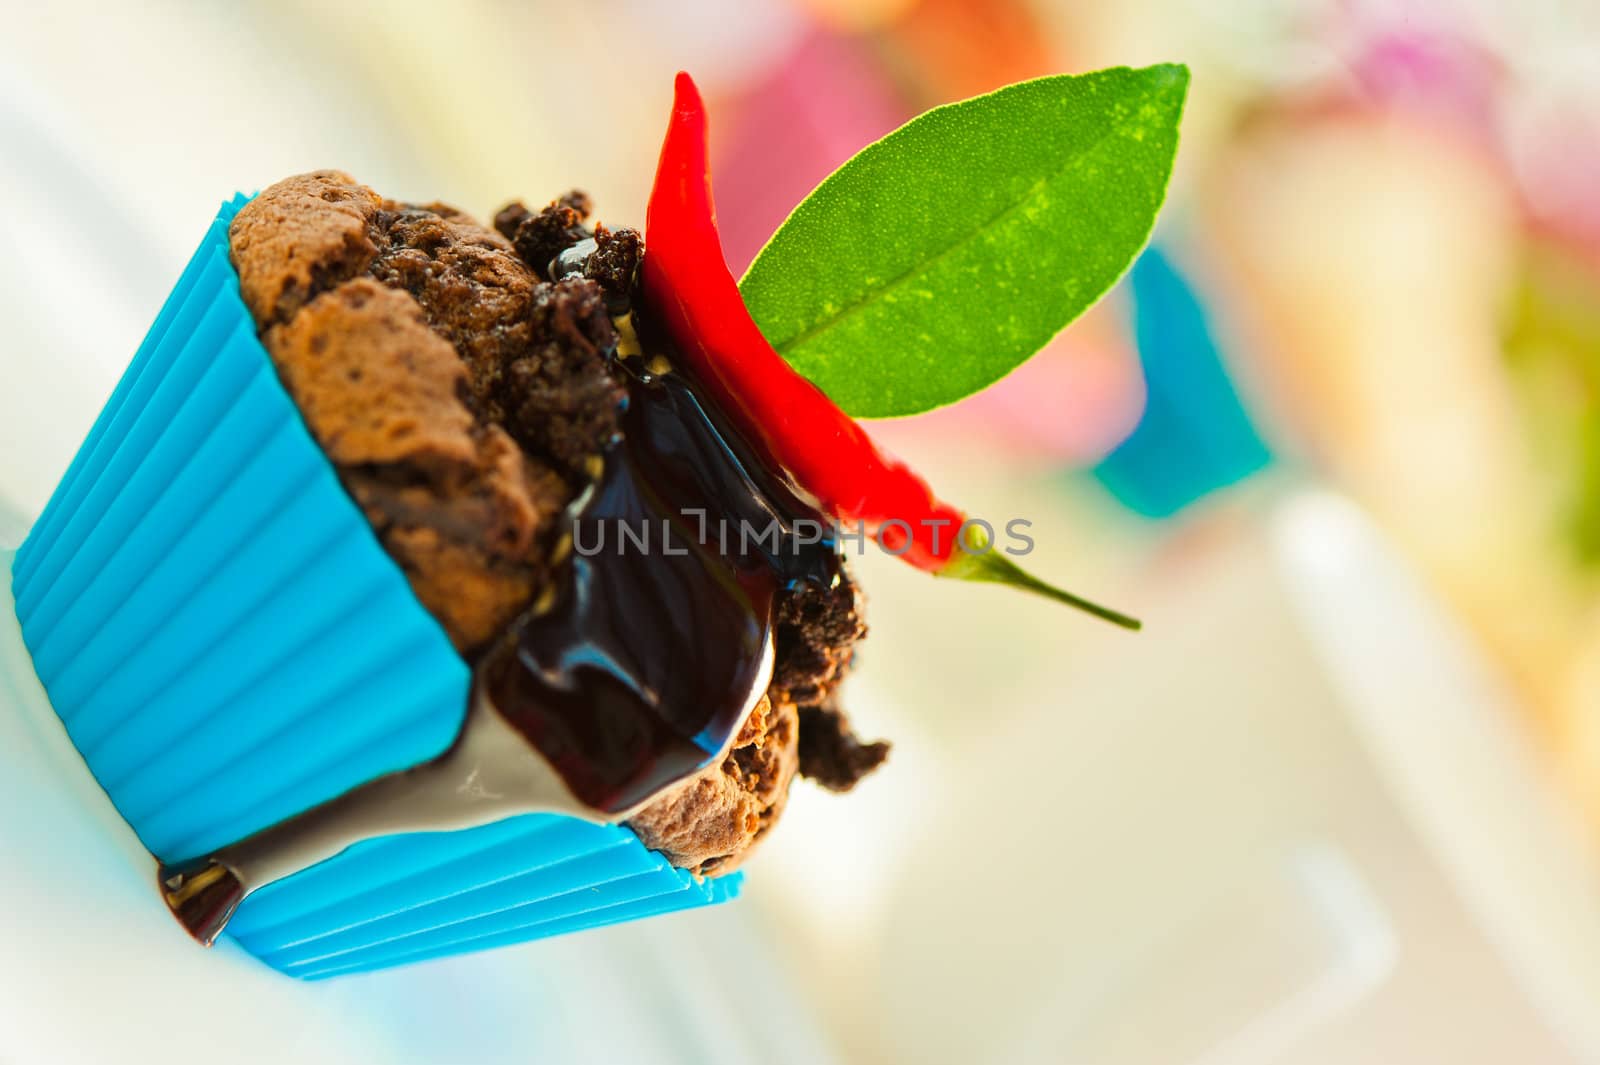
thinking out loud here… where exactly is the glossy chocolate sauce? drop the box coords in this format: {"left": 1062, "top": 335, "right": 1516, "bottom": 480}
{"left": 162, "top": 259, "right": 841, "bottom": 942}
{"left": 481, "top": 305, "right": 840, "bottom": 813}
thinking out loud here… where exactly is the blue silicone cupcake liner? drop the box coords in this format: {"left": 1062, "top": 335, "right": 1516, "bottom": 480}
{"left": 10, "top": 196, "right": 740, "bottom": 977}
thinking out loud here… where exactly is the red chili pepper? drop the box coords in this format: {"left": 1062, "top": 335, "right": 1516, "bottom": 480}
{"left": 641, "top": 72, "right": 1139, "bottom": 629}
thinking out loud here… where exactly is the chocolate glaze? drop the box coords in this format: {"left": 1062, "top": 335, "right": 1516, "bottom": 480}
{"left": 548, "top": 236, "right": 598, "bottom": 281}
{"left": 482, "top": 317, "right": 840, "bottom": 813}
{"left": 162, "top": 265, "right": 841, "bottom": 941}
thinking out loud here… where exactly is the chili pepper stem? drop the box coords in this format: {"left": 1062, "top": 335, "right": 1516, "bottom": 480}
{"left": 936, "top": 549, "right": 1143, "bottom": 630}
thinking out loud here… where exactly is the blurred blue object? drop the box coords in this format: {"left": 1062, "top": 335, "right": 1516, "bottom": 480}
{"left": 1093, "top": 247, "right": 1272, "bottom": 518}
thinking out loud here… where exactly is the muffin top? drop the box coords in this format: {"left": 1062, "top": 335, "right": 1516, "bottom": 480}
{"left": 228, "top": 172, "right": 885, "bottom": 873}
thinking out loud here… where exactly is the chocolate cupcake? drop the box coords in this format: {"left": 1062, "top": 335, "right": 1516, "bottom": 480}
{"left": 228, "top": 171, "right": 884, "bottom": 875}
{"left": 11, "top": 172, "right": 884, "bottom": 978}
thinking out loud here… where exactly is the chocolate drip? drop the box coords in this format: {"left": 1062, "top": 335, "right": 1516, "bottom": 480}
{"left": 482, "top": 313, "right": 840, "bottom": 813}
{"left": 159, "top": 860, "right": 245, "bottom": 947}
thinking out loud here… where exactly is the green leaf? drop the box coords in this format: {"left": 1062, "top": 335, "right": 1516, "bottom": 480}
{"left": 739, "top": 64, "right": 1189, "bottom": 418}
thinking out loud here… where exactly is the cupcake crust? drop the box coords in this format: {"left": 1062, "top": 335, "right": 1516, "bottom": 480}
{"left": 626, "top": 695, "right": 800, "bottom": 875}
{"left": 231, "top": 174, "right": 570, "bottom": 653}
{"left": 229, "top": 171, "right": 381, "bottom": 326}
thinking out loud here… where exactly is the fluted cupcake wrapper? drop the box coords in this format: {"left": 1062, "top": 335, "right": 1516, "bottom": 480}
{"left": 11, "top": 197, "right": 740, "bottom": 978}
{"left": 229, "top": 812, "right": 741, "bottom": 980}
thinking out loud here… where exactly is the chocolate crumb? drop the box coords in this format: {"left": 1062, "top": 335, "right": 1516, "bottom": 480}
{"left": 797, "top": 701, "right": 890, "bottom": 791}
{"left": 494, "top": 192, "right": 594, "bottom": 279}
{"left": 491, "top": 201, "right": 533, "bottom": 242}
{"left": 772, "top": 570, "right": 868, "bottom": 707}
{"left": 584, "top": 225, "right": 643, "bottom": 305}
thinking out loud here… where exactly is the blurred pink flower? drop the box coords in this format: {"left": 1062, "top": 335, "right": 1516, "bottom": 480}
{"left": 712, "top": 29, "right": 910, "bottom": 275}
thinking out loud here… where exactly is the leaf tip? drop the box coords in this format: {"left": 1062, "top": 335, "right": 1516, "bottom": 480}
{"left": 1143, "top": 61, "right": 1191, "bottom": 102}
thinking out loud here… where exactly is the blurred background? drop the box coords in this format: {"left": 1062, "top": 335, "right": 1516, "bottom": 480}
{"left": 5, "top": 0, "right": 1600, "bottom": 1062}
